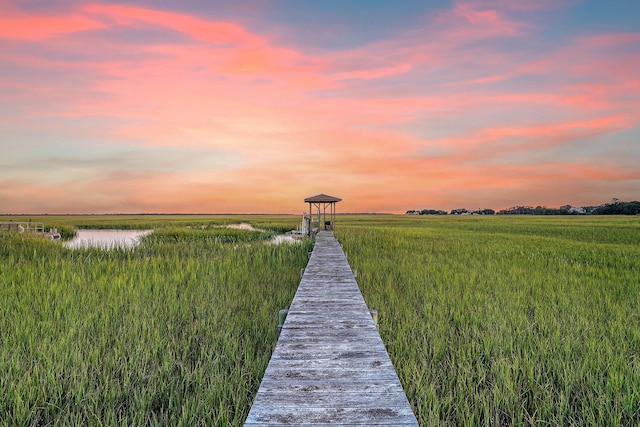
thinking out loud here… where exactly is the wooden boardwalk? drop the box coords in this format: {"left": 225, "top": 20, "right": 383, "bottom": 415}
{"left": 245, "top": 231, "right": 418, "bottom": 426}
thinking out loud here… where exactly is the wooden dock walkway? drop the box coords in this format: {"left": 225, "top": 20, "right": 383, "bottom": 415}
{"left": 245, "top": 231, "right": 418, "bottom": 426}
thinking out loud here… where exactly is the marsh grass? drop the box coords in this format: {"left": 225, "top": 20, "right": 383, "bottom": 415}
{"left": 337, "top": 215, "right": 640, "bottom": 425}
{"left": 4, "top": 214, "right": 638, "bottom": 425}
{"left": 1, "top": 220, "right": 312, "bottom": 426}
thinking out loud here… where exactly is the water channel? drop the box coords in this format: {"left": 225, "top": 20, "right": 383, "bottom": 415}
{"left": 64, "top": 229, "right": 152, "bottom": 249}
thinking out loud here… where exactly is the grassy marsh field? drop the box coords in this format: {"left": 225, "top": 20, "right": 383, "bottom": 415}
{"left": 1, "top": 214, "right": 639, "bottom": 425}
{"left": 338, "top": 215, "right": 640, "bottom": 425}
{"left": 1, "top": 215, "right": 312, "bottom": 426}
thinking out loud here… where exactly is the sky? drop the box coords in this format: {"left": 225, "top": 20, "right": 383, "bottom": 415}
{"left": 1, "top": 0, "right": 639, "bottom": 214}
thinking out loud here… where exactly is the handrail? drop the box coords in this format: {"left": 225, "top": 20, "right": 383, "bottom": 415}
{"left": 0, "top": 222, "right": 46, "bottom": 233}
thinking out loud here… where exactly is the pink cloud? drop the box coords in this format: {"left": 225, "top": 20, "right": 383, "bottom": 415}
{"left": 452, "top": 3, "right": 503, "bottom": 24}
{"left": 83, "top": 4, "right": 263, "bottom": 46}
{"left": 434, "top": 1, "right": 532, "bottom": 37}
{"left": 457, "top": 0, "right": 570, "bottom": 12}
{"left": 0, "top": 13, "right": 104, "bottom": 39}
{"left": 331, "top": 63, "right": 412, "bottom": 81}
{"left": 82, "top": 3, "right": 328, "bottom": 85}
{"left": 482, "top": 115, "right": 631, "bottom": 141}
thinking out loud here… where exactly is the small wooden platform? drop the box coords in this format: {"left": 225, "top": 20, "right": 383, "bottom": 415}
{"left": 0, "top": 221, "right": 44, "bottom": 233}
{"left": 245, "top": 231, "right": 418, "bottom": 426}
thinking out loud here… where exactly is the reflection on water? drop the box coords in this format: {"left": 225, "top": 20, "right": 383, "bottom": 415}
{"left": 64, "top": 229, "right": 152, "bottom": 249}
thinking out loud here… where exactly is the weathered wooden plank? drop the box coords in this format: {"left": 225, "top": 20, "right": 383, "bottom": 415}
{"left": 244, "top": 231, "right": 418, "bottom": 426}
{"left": 249, "top": 390, "right": 411, "bottom": 409}
{"left": 254, "top": 378, "right": 406, "bottom": 395}
{"left": 273, "top": 343, "right": 386, "bottom": 357}
{"left": 266, "top": 356, "right": 395, "bottom": 370}
{"left": 276, "top": 331, "right": 383, "bottom": 344}
{"left": 277, "top": 328, "right": 382, "bottom": 341}
{"left": 284, "top": 308, "right": 370, "bottom": 316}
{"left": 266, "top": 349, "right": 391, "bottom": 362}
{"left": 245, "top": 424, "right": 418, "bottom": 427}
{"left": 245, "top": 406, "right": 417, "bottom": 426}
{"left": 258, "top": 367, "right": 400, "bottom": 381}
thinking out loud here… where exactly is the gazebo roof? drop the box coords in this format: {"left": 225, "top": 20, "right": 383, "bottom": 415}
{"left": 304, "top": 194, "right": 342, "bottom": 203}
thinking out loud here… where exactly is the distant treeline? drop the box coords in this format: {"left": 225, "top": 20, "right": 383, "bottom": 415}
{"left": 407, "top": 199, "right": 640, "bottom": 216}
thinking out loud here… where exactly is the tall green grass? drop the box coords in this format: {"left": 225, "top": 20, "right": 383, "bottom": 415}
{"left": 4, "top": 214, "right": 639, "bottom": 425}
{"left": 337, "top": 216, "right": 640, "bottom": 425}
{"left": 0, "top": 222, "right": 312, "bottom": 426}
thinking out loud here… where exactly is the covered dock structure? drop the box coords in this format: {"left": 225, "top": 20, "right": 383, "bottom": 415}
{"left": 304, "top": 194, "right": 341, "bottom": 235}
